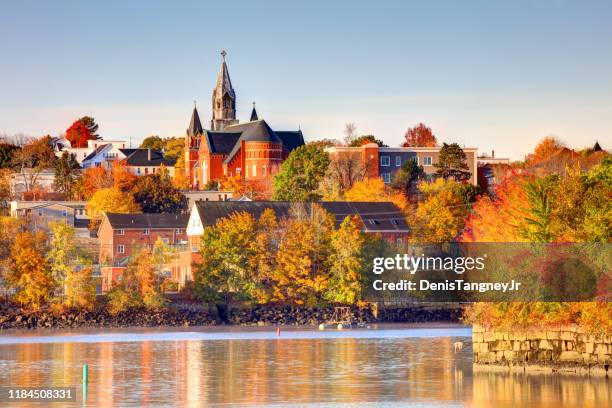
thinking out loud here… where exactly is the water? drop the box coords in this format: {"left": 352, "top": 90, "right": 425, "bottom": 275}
{"left": 0, "top": 324, "right": 609, "bottom": 407}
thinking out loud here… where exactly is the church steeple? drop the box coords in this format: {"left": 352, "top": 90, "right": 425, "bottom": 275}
{"left": 187, "top": 103, "right": 203, "bottom": 137}
{"left": 250, "top": 101, "right": 258, "bottom": 121}
{"left": 211, "top": 50, "right": 238, "bottom": 130}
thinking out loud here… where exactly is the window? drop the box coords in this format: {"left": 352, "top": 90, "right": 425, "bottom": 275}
{"left": 396, "top": 156, "right": 402, "bottom": 167}
{"left": 423, "top": 156, "right": 433, "bottom": 166}
{"left": 382, "top": 173, "right": 391, "bottom": 183}
{"left": 137, "top": 168, "right": 141, "bottom": 175}
{"left": 380, "top": 156, "right": 390, "bottom": 166}
{"left": 38, "top": 209, "right": 43, "bottom": 216}
{"left": 252, "top": 164, "right": 257, "bottom": 177}
{"left": 62, "top": 209, "right": 68, "bottom": 217}
{"left": 396, "top": 237, "right": 404, "bottom": 246}
{"left": 391, "top": 219, "right": 399, "bottom": 225}
{"left": 117, "top": 229, "right": 124, "bottom": 235}
{"left": 145, "top": 168, "right": 149, "bottom": 175}
{"left": 143, "top": 229, "right": 150, "bottom": 235}
{"left": 262, "top": 165, "right": 267, "bottom": 177}
{"left": 368, "top": 219, "right": 380, "bottom": 225}
{"left": 117, "top": 244, "right": 125, "bottom": 254}
{"left": 175, "top": 228, "right": 183, "bottom": 234}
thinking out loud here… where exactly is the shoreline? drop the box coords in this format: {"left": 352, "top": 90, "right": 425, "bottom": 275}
{"left": 0, "top": 303, "right": 465, "bottom": 331}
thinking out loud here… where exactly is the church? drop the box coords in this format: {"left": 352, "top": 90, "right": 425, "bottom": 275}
{"left": 184, "top": 51, "right": 305, "bottom": 189}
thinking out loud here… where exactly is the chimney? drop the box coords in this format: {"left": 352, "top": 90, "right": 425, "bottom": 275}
{"left": 147, "top": 148, "right": 152, "bottom": 161}
{"left": 492, "top": 150, "right": 495, "bottom": 158}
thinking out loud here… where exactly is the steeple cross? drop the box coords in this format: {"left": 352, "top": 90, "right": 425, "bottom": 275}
{"left": 221, "top": 50, "right": 227, "bottom": 61}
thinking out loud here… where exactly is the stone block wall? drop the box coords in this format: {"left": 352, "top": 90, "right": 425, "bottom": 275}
{"left": 472, "top": 325, "right": 611, "bottom": 377}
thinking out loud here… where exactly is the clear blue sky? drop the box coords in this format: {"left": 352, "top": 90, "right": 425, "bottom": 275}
{"left": 1, "top": 0, "right": 611, "bottom": 159}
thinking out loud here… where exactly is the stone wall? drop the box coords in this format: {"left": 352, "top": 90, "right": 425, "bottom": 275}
{"left": 472, "top": 325, "right": 611, "bottom": 377}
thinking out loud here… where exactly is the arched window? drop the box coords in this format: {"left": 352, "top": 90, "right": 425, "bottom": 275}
{"left": 262, "top": 165, "right": 267, "bottom": 177}
{"left": 252, "top": 164, "right": 257, "bottom": 177}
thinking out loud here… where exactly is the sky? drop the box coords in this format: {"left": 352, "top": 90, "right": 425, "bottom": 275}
{"left": 1, "top": 0, "right": 611, "bottom": 160}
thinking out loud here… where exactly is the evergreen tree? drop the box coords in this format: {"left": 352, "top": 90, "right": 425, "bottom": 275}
{"left": 53, "top": 151, "right": 81, "bottom": 197}
{"left": 435, "top": 143, "right": 471, "bottom": 181}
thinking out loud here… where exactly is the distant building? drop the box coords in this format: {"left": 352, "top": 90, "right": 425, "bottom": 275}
{"left": 56, "top": 138, "right": 129, "bottom": 165}
{"left": 10, "top": 200, "right": 90, "bottom": 237}
{"left": 10, "top": 169, "right": 59, "bottom": 199}
{"left": 325, "top": 143, "right": 479, "bottom": 185}
{"left": 184, "top": 51, "right": 305, "bottom": 189}
{"left": 477, "top": 150, "right": 510, "bottom": 166}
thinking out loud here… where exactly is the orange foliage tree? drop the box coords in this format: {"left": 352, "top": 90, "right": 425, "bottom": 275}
{"left": 77, "top": 167, "right": 113, "bottom": 199}
{"left": 402, "top": 123, "right": 437, "bottom": 147}
{"left": 344, "top": 178, "right": 408, "bottom": 211}
{"left": 65, "top": 116, "right": 100, "bottom": 148}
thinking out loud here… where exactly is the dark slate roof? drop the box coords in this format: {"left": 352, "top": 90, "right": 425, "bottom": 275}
{"left": 276, "top": 131, "right": 305, "bottom": 152}
{"left": 213, "top": 59, "right": 235, "bottom": 100}
{"left": 105, "top": 213, "right": 189, "bottom": 229}
{"left": 204, "top": 131, "right": 242, "bottom": 154}
{"left": 593, "top": 141, "right": 602, "bottom": 151}
{"left": 223, "top": 120, "right": 283, "bottom": 164}
{"left": 193, "top": 201, "right": 408, "bottom": 232}
{"left": 119, "top": 149, "right": 176, "bottom": 166}
{"left": 187, "top": 107, "right": 203, "bottom": 137}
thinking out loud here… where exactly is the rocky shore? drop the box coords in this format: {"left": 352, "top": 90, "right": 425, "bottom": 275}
{"left": 0, "top": 303, "right": 464, "bottom": 330}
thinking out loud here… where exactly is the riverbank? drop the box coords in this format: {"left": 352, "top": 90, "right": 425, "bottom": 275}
{"left": 0, "top": 303, "right": 464, "bottom": 330}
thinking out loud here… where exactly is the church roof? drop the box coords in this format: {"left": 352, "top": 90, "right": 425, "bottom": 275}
{"left": 222, "top": 120, "right": 283, "bottom": 164}
{"left": 187, "top": 107, "right": 203, "bottom": 137}
{"left": 119, "top": 148, "right": 176, "bottom": 167}
{"left": 213, "top": 53, "right": 235, "bottom": 100}
{"left": 276, "top": 131, "right": 305, "bottom": 152}
{"left": 203, "top": 131, "right": 242, "bottom": 154}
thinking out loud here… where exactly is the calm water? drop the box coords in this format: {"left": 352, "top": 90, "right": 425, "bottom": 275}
{"left": 0, "top": 324, "right": 609, "bottom": 407}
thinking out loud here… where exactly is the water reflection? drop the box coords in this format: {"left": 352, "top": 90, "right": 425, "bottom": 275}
{"left": 0, "top": 329, "right": 609, "bottom": 407}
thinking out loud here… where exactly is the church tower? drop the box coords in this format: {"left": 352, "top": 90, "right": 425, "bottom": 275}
{"left": 211, "top": 50, "right": 238, "bottom": 130}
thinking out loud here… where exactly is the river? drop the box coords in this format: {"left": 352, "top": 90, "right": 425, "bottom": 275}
{"left": 0, "top": 324, "right": 609, "bottom": 407}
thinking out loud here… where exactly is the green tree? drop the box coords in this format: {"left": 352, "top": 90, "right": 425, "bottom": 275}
{"left": 435, "top": 143, "right": 471, "bottom": 181}
{"left": 53, "top": 151, "right": 81, "bottom": 197}
{"left": 194, "top": 212, "right": 259, "bottom": 304}
{"left": 140, "top": 135, "right": 164, "bottom": 150}
{"left": 392, "top": 158, "right": 425, "bottom": 195}
{"left": 273, "top": 144, "right": 330, "bottom": 201}
{"left": 349, "top": 135, "right": 387, "bottom": 147}
{"left": 132, "top": 174, "right": 187, "bottom": 213}
{"left": 519, "top": 176, "right": 557, "bottom": 242}
{"left": 0, "top": 143, "right": 19, "bottom": 168}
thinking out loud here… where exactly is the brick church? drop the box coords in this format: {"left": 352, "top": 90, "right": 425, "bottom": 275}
{"left": 184, "top": 51, "right": 305, "bottom": 189}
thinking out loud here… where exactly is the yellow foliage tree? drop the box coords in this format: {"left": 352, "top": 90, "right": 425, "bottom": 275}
{"left": 86, "top": 187, "right": 141, "bottom": 230}
{"left": 344, "top": 178, "right": 408, "bottom": 211}
{"left": 9, "top": 231, "right": 54, "bottom": 309}
{"left": 172, "top": 154, "right": 190, "bottom": 190}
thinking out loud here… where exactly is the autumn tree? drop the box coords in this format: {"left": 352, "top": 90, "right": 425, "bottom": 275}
{"left": 0, "top": 217, "right": 23, "bottom": 295}
{"left": 77, "top": 166, "right": 113, "bottom": 199}
{"left": 66, "top": 116, "right": 100, "bottom": 148}
{"left": 64, "top": 266, "right": 97, "bottom": 310}
{"left": 273, "top": 144, "right": 330, "bottom": 201}
{"left": 172, "top": 154, "right": 190, "bottom": 190}
{"left": 530, "top": 136, "right": 564, "bottom": 163}
{"left": 0, "top": 168, "right": 12, "bottom": 204}
{"left": 222, "top": 175, "right": 271, "bottom": 200}
{"left": 307, "top": 139, "right": 341, "bottom": 149}
{"left": 349, "top": 135, "right": 387, "bottom": 147}
{"left": 403, "top": 123, "right": 437, "bottom": 147}
{"left": 272, "top": 208, "right": 334, "bottom": 306}
{"left": 111, "top": 161, "right": 138, "bottom": 192}
{"left": 140, "top": 136, "right": 184, "bottom": 160}
{"left": 132, "top": 174, "right": 187, "bottom": 213}
{"left": 53, "top": 151, "right": 81, "bottom": 198}
{"left": 435, "top": 142, "right": 471, "bottom": 181}
{"left": 86, "top": 187, "right": 140, "bottom": 230}
{"left": 319, "top": 154, "right": 368, "bottom": 200}
{"left": 11, "top": 136, "right": 56, "bottom": 191}
{"left": 8, "top": 231, "right": 54, "bottom": 309}
{"left": 107, "top": 245, "right": 168, "bottom": 313}
{"left": 344, "top": 178, "right": 408, "bottom": 211}
{"left": 325, "top": 216, "right": 366, "bottom": 304}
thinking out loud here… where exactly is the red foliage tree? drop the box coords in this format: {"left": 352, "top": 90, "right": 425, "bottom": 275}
{"left": 403, "top": 123, "right": 438, "bottom": 147}
{"left": 65, "top": 117, "right": 99, "bottom": 148}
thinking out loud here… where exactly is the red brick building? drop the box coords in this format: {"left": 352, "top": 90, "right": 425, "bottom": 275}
{"left": 97, "top": 213, "right": 189, "bottom": 291}
{"left": 184, "top": 52, "right": 304, "bottom": 189}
